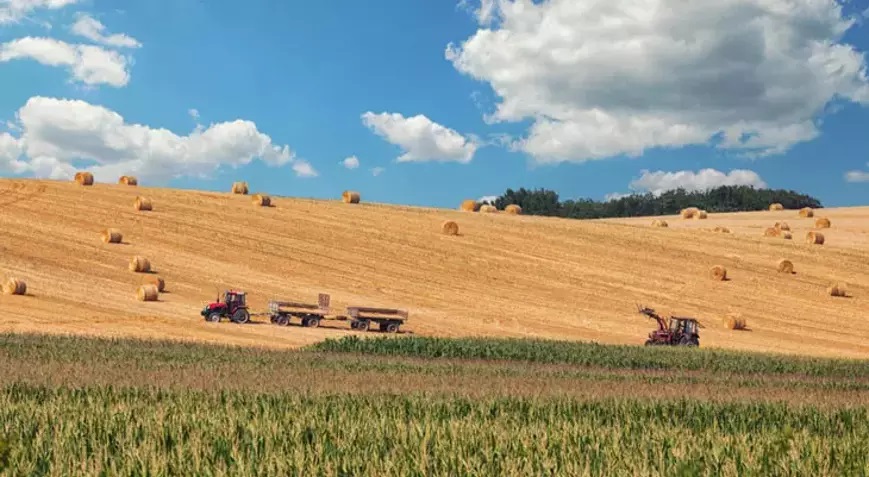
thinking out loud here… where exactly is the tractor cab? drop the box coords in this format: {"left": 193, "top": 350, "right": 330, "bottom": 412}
{"left": 201, "top": 289, "right": 251, "bottom": 324}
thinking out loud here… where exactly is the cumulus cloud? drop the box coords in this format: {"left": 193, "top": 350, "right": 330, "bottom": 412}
{"left": 628, "top": 169, "right": 767, "bottom": 196}
{"left": 0, "top": 36, "right": 130, "bottom": 87}
{"left": 478, "top": 194, "right": 498, "bottom": 204}
{"left": 341, "top": 155, "right": 360, "bottom": 169}
{"left": 0, "top": 96, "right": 316, "bottom": 182}
{"left": 361, "top": 111, "right": 477, "bottom": 163}
{"left": 71, "top": 13, "right": 141, "bottom": 48}
{"left": 447, "top": 0, "right": 869, "bottom": 163}
{"left": 0, "top": 0, "right": 79, "bottom": 24}
{"left": 370, "top": 166, "right": 385, "bottom": 177}
{"left": 845, "top": 167, "right": 869, "bottom": 183}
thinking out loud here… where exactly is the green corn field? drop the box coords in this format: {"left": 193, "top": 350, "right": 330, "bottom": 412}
{"left": 0, "top": 333, "right": 867, "bottom": 476}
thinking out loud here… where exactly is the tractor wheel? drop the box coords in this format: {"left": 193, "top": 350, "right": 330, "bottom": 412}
{"left": 385, "top": 322, "right": 399, "bottom": 334}
{"left": 231, "top": 309, "right": 250, "bottom": 324}
{"left": 356, "top": 320, "right": 370, "bottom": 332}
{"left": 206, "top": 313, "right": 222, "bottom": 323}
{"left": 679, "top": 336, "right": 697, "bottom": 347}
{"left": 644, "top": 339, "right": 654, "bottom": 346}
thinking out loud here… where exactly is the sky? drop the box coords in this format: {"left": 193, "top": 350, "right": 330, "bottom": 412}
{"left": 1, "top": 0, "right": 869, "bottom": 208}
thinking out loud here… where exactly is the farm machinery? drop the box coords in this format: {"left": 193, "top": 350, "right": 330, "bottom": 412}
{"left": 637, "top": 305, "right": 701, "bottom": 347}
{"left": 201, "top": 290, "right": 409, "bottom": 333}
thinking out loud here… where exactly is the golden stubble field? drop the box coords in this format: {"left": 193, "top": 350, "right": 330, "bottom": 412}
{"left": 1, "top": 178, "right": 868, "bottom": 358}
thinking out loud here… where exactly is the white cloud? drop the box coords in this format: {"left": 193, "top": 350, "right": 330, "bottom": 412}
{"left": 478, "top": 194, "right": 498, "bottom": 203}
{"left": 845, "top": 167, "right": 869, "bottom": 183}
{"left": 447, "top": 0, "right": 869, "bottom": 163}
{"left": 628, "top": 169, "right": 767, "bottom": 195}
{"left": 361, "top": 111, "right": 478, "bottom": 163}
{"left": 604, "top": 192, "right": 631, "bottom": 201}
{"left": 0, "top": 131, "right": 28, "bottom": 173}
{"left": 188, "top": 108, "right": 199, "bottom": 120}
{"left": 341, "top": 155, "right": 360, "bottom": 169}
{"left": 70, "top": 13, "right": 140, "bottom": 48}
{"left": 0, "top": 0, "right": 79, "bottom": 24}
{"left": 0, "top": 36, "right": 130, "bottom": 87}
{"left": 371, "top": 166, "right": 385, "bottom": 177}
{"left": 0, "top": 96, "right": 316, "bottom": 181}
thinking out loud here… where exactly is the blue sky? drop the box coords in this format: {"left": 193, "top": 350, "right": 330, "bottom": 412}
{"left": 1, "top": 0, "right": 869, "bottom": 208}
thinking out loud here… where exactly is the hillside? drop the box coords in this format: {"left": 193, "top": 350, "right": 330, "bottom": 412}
{"left": 1, "top": 178, "right": 868, "bottom": 358}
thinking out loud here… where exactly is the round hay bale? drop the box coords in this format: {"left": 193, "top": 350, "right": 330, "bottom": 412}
{"left": 799, "top": 207, "right": 814, "bottom": 218}
{"left": 118, "top": 175, "right": 138, "bottom": 186}
{"left": 827, "top": 283, "right": 847, "bottom": 297}
{"left": 723, "top": 313, "right": 747, "bottom": 330}
{"left": 713, "top": 226, "right": 731, "bottom": 233}
{"left": 806, "top": 231, "right": 824, "bottom": 245}
{"left": 782, "top": 231, "right": 792, "bottom": 240}
{"left": 763, "top": 227, "right": 780, "bottom": 237}
{"left": 651, "top": 219, "right": 669, "bottom": 228}
{"left": 479, "top": 204, "right": 498, "bottom": 213}
{"left": 101, "top": 228, "right": 122, "bottom": 244}
{"left": 777, "top": 259, "right": 794, "bottom": 274}
{"left": 231, "top": 182, "right": 249, "bottom": 194}
{"left": 459, "top": 199, "right": 479, "bottom": 212}
{"left": 694, "top": 210, "right": 708, "bottom": 219}
{"left": 137, "top": 284, "right": 159, "bottom": 302}
{"left": 504, "top": 204, "right": 522, "bottom": 215}
{"left": 814, "top": 217, "right": 831, "bottom": 229}
{"left": 2, "top": 278, "right": 26, "bottom": 295}
{"left": 342, "top": 190, "right": 361, "bottom": 204}
{"left": 769, "top": 203, "right": 784, "bottom": 211}
{"left": 252, "top": 194, "right": 271, "bottom": 207}
{"left": 134, "top": 196, "right": 152, "bottom": 211}
{"left": 145, "top": 275, "right": 165, "bottom": 292}
{"left": 774, "top": 221, "right": 790, "bottom": 231}
{"left": 680, "top": 207, "right": 699, "bottom": 219}
{"left": 441, "top": 220, "right": 459, "bottom": 236}
{"left": 74, "top": 171, "right": 94, "bottom": 186}
{"left": 129, "top": 256, "right": 151, "bottom": 273}
{"left": 710, "top": 265, "right": 727, "bottom": 281}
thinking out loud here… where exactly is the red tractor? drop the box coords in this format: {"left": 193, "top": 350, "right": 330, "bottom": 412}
{"left": 201, "top": 290, "right": 251, "bottom": 324}
{"left": 638, "top": 305, "right": 701, "bottom": 347}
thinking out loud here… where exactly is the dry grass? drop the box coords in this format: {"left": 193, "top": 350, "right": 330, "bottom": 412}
{"left": 252, "top": 194, "right": 271, "bottom": 207}
{"left": 441, "top": 220, "right": 459, "bottom": 236}
{"left": 118, "top": 175, "right": 138, "bottom": 186}
{"left": 460, "top": 200, "right": 479, "bottom": 212}
{"left": 134, "top": 197, "right": 152, "bottom": 211}
{"left": 137, "top": 284, "right": 159, "bottom": 302}
{"left": 231, "top": 182, "right": 249, "bottom": 194}
{"left": 504, "top": 204, "right": 522, "bottom": 215}
{"left": 74, "top": 172, "right": 93, "bottom": 186}
{"left": 712, "top": 226, "right": 731, "bottom": 233}
{"left": 2, "top": 179, "right": 869, "bottom": 359}
{"left": 1, "top": 278, "right": 26, "bottom": 295}
{"left": 777, "top": 259, "right": 794, "bottom": 274}
{"left": 100, "top": 228, "right": 122, "bottom": 244}
{"left": 710, "top": 265, "right": 727, "bottom": 281}
{"left": 799, "top": 207, "right": 814, "bottom": 218}
{"left": 342, "top": 190, "right": 361, "bottom": 204}
{"left": 129, "top": 256, "right": 151, "bottom": 273}
{"left": 769, "top": 203, "right": 784, "bottom": 211}
{"left": 806, "top": 231, "right": 825, "bottom": 245}
{"left": 815, "top": 217, "right": 831, "bottom": 229}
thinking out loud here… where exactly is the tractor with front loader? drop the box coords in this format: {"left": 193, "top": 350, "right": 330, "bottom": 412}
{"left": 637, "top": 304, "right": 701, "bottom": 347}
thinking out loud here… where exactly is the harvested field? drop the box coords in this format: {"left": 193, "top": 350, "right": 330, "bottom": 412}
{"left": 1, "top": 179, "right": 869, "bottom": 358}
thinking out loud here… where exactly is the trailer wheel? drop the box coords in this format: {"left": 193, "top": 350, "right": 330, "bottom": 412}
{"left": 356, "top": 320, "right": 370, "bottom": 332}
{"left": 275, "top": 315, "right": 289, "bottom": 326}
{"left": 385, "top": 322, "right": 399, "bottom": 333}
{"left": 305, "top": 316, "right": 320, "bottom": 328}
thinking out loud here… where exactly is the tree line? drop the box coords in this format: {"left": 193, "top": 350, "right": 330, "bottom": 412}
{"left": 485, "top": 185, "right": 823, "bottom": 219}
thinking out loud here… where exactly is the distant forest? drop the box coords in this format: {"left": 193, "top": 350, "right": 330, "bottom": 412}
{"left": 485, "top": 185, "right": 823, "bottom": 219}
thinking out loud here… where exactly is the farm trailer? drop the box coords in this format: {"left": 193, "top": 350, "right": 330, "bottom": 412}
{"left": 267, "top": 293, "right": 332, "bottom": 328}
{"left": 345, "top": 306, "right": 408, "bottom": 333}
